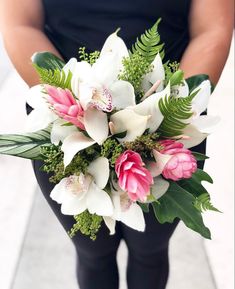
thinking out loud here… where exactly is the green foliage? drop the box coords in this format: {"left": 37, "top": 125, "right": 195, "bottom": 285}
{"left": 194, "top": 193, "right": 221, "bottom": 213}
{"left": 119, "top": 52, "right": 153, "bottom": 101}
{"left": 32, "top": 52, "right": 65, "bottom": 70}
{"left": 152, "top": 182, "right": 211, "bottom": 239}
{"left": 138, "top": 202, "right": 150, "bottom": 213}
{"left": 0, "top": 127, "right": 51, "bottom": 160}
{"left": 164, "top": 61, "right": 181, "bottom": 85}
{"left": 68, "top": 210, "right": 103, "bottom": 240}
{"left": 192, "top": 152, "right": 209, "bottom": 161}
{"left": 158, "top": 93, "right": 195, "bottom": 137}
{"left": 79, "top": 47, "right": 100, "bottom": 65}
{"left": 124, "top": 133, "right": 160, "bottom": 157}
{"left": 131, "top": 19, "right": 164, "bottom": 63}
{"left": 41, "top": 145, "right": 89, "bottom": 183}
{"left": 101, "top": 138, "right": 124, "bottom": 166}
{"left": 178, "top": 169, "right": 213, "bottom": 198}
{"left": 33, "top": 65, "right": 72, "bottom": 90}
{"left": 186, "top": 74, "right": 211, "bottom": 93}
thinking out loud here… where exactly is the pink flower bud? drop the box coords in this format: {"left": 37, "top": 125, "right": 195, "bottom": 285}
{"left": 115, "top": 150, "right": 153, "bottom": 202}
{"left": 45, "top": 85, "right": 85, "bottom": 130}
{"left": 159, "top": 140, "right": 197, "bottom": 181}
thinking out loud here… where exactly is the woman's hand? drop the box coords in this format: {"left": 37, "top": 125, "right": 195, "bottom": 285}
{"left": 180, "top": 0, "right": 234, "bottom": 85}
{"left": 0, "top": 0, "right": 63, "bottom": 87}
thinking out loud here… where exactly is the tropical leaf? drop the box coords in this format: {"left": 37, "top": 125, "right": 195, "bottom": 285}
{"left": 138, "top": 202, "right": 150, "bottom": 213}
{"left": 194, "top": 193, "right": 221, "bottom": 213}
{"left": 192, "top": 152, "right": 209, "bottom": 161}
{"left": 0, "top": 127, "right": 51, "bottom": 160}
{"left": 158, "top": 93, "right": 194, "bottom": 137}
{"left": 152, "top": 182, "right": 211, "bottom": 239}
{"left": 131, "top": 19, "right": 164, "bottom": 63}
{"left": 186, "top": 74, "right": 215, "bottom": 93}
{"left": 33, "top": 65, "right": 72, "bottom": 90}
{"left": 177, "top": 169, "right": 213, "bottom": 198}
{"left": 32, "top": 52, "right": 65, "bottom": 70}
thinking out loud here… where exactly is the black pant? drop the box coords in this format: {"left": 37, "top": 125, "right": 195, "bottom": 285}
{"left": 32, "top": 139, "right": 205, "bottom": 289}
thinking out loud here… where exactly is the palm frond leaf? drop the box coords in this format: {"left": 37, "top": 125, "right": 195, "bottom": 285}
{"left": 34, "top": 65, "right": 72, "bottom": 90}
{"left": 0, "top": 127, "right": 51, "bottom": 160}
{"left": 194, "top": 193, "right": 221, "bottom": 213}
{"left": 158, "top": 94, "right": 195, "bottom": 137}
{"left": 131, "top": 19, "right": 164, "bottom": 63}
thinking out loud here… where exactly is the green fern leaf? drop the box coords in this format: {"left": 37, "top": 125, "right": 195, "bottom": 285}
{"left": 131, "top": 19, "right": 164, "bottom": 63}
{"left": 158, "top": 94, "right": 195, "bottom": 137}
{"left": 34, "top": 65, "right": 72, "bottom": 90}
{"left": 194, "top": 193, "right": 221, "bottom": 213}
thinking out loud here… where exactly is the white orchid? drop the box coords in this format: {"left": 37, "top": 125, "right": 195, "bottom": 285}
{"left": 174, "top": 79, "right": 220, "bottom": 148}
{"left": 63, "top": 31, "right": 136, "bottom": 112}
{"left": 110, "top": 84, "right": 170, "bottom": 142}
{"left": 103, "top": 184, "right": 146, "bottom": 234}
{"left": 103, "top": 175, "right": 169, "bottom": 235}
{"left": 142, "top": 53, "right": 165, "bottom": 95}
{"left": 50, "top": 157, "right": 114, "bottom": 216}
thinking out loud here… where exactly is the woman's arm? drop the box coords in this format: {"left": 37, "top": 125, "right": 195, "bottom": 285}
{"left": 180, "top": 0, "right": 234, "bottom": 84}
{"left": 0, "top": 0, "right": 63, "bottom": 86}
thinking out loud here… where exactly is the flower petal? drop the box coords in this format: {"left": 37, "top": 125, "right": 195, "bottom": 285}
{"left": 119, "top": 202, "right": 146, "bottom": 232}
{"left": 88, "top": 157, "right": 110, "bottom": 189}
{"left": 172, "top": 81, "right": 189, "bottom": 98}
{"left": 84, "top": 108, "right": 109, "bottom": 145}
{"left": 92, "top": 52, "right": 122, "bottom": 86}
{"left": 151, "top": 176, "right": 169, "bottom": 200}
{"left": 61, "top": 196, "right": 87, "bottom": 215}
{"left": 61, "top": 132, "right": 96, "bottom": 167}
{"left": 191, "top": 115, "right": 220, "bottom": 134}
{"left": 192, "top": 80, "right": 211, "bottom": 116}
{"left": 109, "top": 80, "right": 136, "bottom": 109}
{"left": 133, "top": 84, "right": 170, "bottom": 132}
{"left": 110, "top": 109, "right": 149, "bottom": 142}
{"left": 51, "top": 119, "right": 78, "bottom": 145}
{"left": 180, "top": 124, "right": 208, "bottom": 149}
{"left": 103, "top": 217, "right": 116, "bottom": 235}
{"left": 149, "top": 150, "right": 172, "bottom": 177}
{"left": 142, "top": 54, "right": 165, "bottom": 93}
{"left": 100, "top": 31, "right": 129, "bottom": 62}
{"left": 50, "top": 178, "right": 68, "bottom": 204}
{"left": 62, "top": 58, "right": 78, "bottom": 76}
{"left": 71, "top": 61, "right": 93, "bottom": 97}
{"left": 25, "top": 107, "right": 57, "bottom": 132}
{"left": 26, "top": 85, "right": 47, "bottom": 109}
{"left": 86, "top": 182, "right": 114, "bottom": 216}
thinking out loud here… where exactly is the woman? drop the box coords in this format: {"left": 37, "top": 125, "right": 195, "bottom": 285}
{"left": 0, "top": 1, "right": 233, "bottom": 289}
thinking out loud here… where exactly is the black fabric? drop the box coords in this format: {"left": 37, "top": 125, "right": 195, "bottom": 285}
{"left": 32, "top": 159, "right": 180, "bottom": 289}
{"left": 42, "top": 0, "right": 191, "bottom": 62}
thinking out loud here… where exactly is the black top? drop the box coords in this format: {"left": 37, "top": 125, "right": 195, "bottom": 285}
{"left": 42, "top": 0, "right": 191, "bottom": 62}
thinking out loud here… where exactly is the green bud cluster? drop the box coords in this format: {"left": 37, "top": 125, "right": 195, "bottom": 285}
{"left": 68, "top": 210, "right": 103, "bottom": 241}
{"left": 40, "top": 145, "right": 89, "bottom": 183}
{"left": 124, "top": 133, "right": 160, "bottom": 157}
{"left": 164, "top": 61, "right": 181, "bottom": 85}
{"left": 78, "top": 47, "right": 100, "bottom": 65}
{"left": 119, "top": 52, "right": 153, "bottom": 102}
{"left": 101, "top": 138, "right": 124, "bottom": 166}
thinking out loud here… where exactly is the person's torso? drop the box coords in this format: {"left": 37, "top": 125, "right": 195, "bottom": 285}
{"left": 42, "top": 0, "right": 191, "bottom": 62}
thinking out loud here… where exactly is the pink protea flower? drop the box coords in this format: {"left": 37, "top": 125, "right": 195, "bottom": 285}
{"left": 45, "top": 85, "right": 85, "bottom": 130}
{"left": 158, "top": 140, "right": 197, "bottom": 181}
{"left": 115, "top": 150, "right": 154, "bottom": 202}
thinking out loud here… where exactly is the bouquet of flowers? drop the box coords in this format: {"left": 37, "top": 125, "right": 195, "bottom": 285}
{"left": 0, "top": 20, "right": 220, "bottom": 240}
